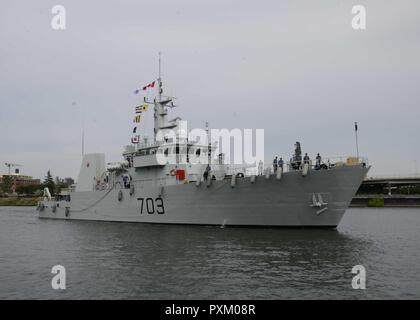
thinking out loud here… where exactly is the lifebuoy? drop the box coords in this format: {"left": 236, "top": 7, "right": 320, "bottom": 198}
{"left": 170, "top": 169, "right": 176, "bottom": 176}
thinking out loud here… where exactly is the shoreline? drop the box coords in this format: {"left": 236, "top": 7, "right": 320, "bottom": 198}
{"left": 349, "top": 204, "right": 420, "bottom": 208}
{"left": 0, "top": 198, "right": 38, "bottom": 207}
{"left": 351, "top": 195, "right": 420, "bottom": 208}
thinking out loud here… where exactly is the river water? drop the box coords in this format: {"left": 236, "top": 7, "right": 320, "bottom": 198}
{"left": 0, "top": 206, "right": 419, "bottom": 299}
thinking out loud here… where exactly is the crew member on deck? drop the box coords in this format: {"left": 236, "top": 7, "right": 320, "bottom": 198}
{"left": 303, "top": 153, "right": 310, "bottom": 165}
{"left": 123, "top": 175, "right": 129, "bottom": 188}
{"left": 316, "top": 153, "right": 322, "bottom": 168}
{"left": 273, "top": 156, "right": 278, "bottom": 173}
{"left": 278, "top": 157, "right": 284, "bottom": 170}
{"left": 258, "top": 160, "right": 264, "bottom": 176}
{"left": 203, "top": 164, "right": 211, "bottom": 180}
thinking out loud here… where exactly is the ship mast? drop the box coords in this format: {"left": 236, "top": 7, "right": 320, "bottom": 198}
{"left": 153, "top": 52, "right": 173, "bottom": 142}
{"left": 158, "top": 51, "right": 162, "bottom": 101}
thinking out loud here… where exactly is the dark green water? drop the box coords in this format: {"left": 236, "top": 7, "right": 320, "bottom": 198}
{"left": 0, "top": 207, "right": 419, "bottom": 299}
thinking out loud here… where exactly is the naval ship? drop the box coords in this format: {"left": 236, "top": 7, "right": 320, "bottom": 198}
{"left": 38, "top": 61, "right": 369, "bottom": 228}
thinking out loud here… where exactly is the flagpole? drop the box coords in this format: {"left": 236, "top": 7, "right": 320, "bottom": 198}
{"left": 81, "top": 106, "right": 85, "bottom": 157}
{"left": 354, "top": 122, "right": 359, "bottom": 160}
{"left": 82, "top": 125, "right": 84, "bottom": 157}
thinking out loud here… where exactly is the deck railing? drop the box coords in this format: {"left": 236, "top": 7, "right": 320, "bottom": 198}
{"left": 254, "top": 156, "right": 369, "bottom": 176}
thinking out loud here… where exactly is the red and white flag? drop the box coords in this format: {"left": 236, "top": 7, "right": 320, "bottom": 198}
{"left": 131, "top": 135, "right": 140, "bottom": 144}
{"left": 143, "top": 81, "right": 156, "bottom": 91}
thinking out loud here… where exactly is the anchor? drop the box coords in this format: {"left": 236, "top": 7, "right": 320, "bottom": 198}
{"left": 310, "top": 193, "right": 328, "bottom": 215}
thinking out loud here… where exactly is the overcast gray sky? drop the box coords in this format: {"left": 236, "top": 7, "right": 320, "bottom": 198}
{"left": 1, "top": 0, "right": 419, "bottom": 180}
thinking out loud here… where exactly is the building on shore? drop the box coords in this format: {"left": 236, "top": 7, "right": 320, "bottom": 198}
{"left": 0, "top": 173, "right": 41, "bottom": 192}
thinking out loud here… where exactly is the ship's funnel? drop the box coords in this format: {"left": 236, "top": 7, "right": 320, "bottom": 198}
{"left": 76, "top": 153, "right": 106, "bottom": 192}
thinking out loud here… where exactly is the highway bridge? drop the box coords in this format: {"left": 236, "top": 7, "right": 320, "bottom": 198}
{"left": 359, "top": 175, "right": 420, "bottom": 195}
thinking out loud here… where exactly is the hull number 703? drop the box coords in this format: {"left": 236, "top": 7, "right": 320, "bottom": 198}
{"left": 137, "top": 197, "right": 165, "bottom": 214}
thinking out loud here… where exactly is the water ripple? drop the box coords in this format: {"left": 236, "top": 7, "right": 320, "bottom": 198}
{"left": 0, "top": 207, "right": 419, "bottom": 299}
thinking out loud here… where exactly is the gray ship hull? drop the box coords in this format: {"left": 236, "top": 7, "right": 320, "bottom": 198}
{"left": 39, "top": 165, "right": 369, "bottom": 227}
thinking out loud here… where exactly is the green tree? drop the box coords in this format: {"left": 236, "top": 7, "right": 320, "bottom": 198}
{"left": 43, "top": 170, "right": 56, "bottom": 194}
{"left": 54, "top": 176, "right": 68, "bottom": 194}
{"left": 367, "top": 197, "right": 385, "bottom": 207}
{"left": 1, "top": 175, "right": 12, "bottom": 193}
{"left": 15, "top": 184, "right": 43, "bottom": 195}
